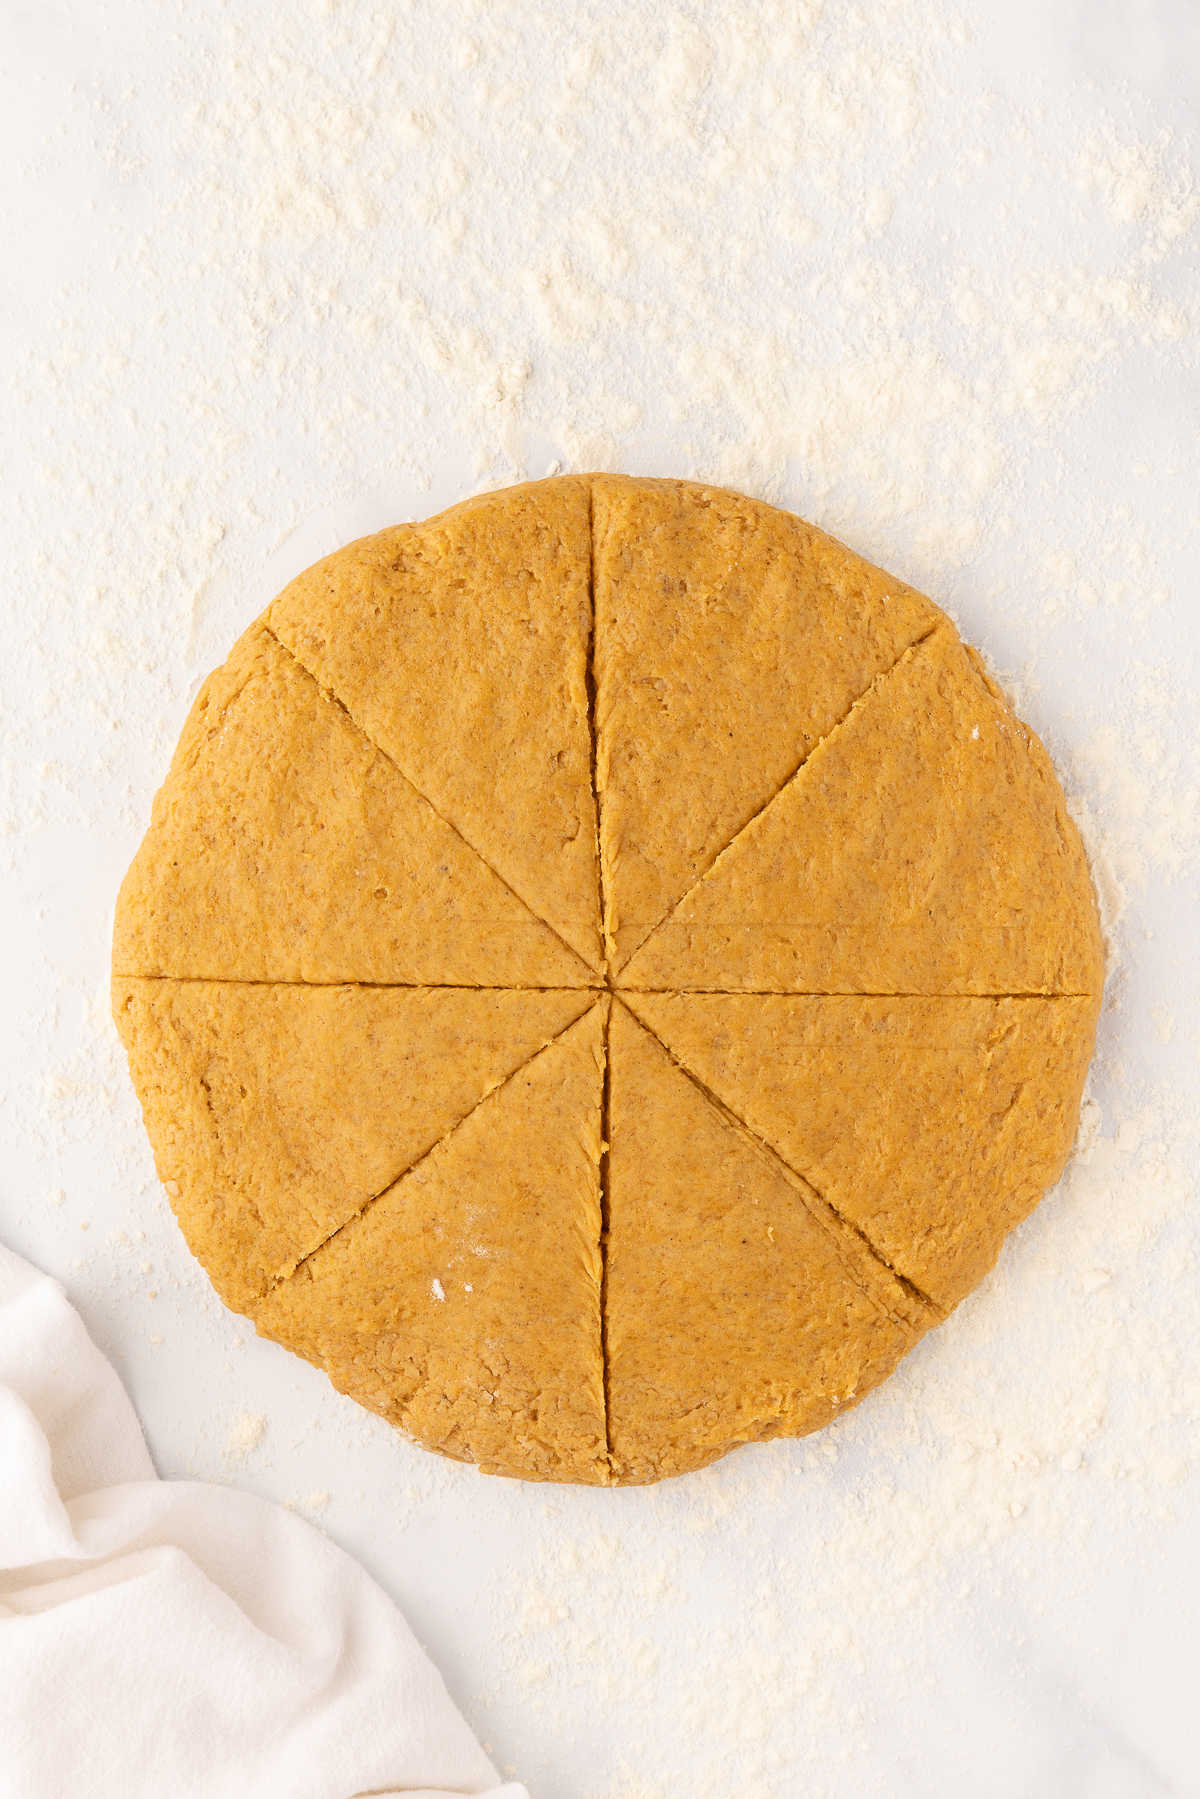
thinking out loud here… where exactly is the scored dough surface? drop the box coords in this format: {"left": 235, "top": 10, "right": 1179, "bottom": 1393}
{"left": 115, "top": 623, "right": 591, "bottom": 988}
{"left": 112, "top": 980, "right": 593, "bottom": 1313}
{"left": 113, "top": 475, "right": 1104, "bottom": 1486}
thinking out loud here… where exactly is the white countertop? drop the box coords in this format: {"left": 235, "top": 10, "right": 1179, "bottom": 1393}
{"left": 2, "top": 2, "right": 1198, "bottom": 1793}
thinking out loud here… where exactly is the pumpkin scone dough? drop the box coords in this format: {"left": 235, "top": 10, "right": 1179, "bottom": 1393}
{"left": 590, "top": 475, "right": 943, "bottom": 971}
{"left": 625, "top": 992, "right": 1099, "bottom": 1313}
{"left": 604, "top": 1003, "right": 917, "bottom": 1483}
{"left": 252, "top": 1003, "right": 609, "bottom": 1484}
{"left": 114, "top": 475, "right": 1104, "bottom": 1486}
{"left": 114, "top": 623, "right": 591, "bottom": 988}
{"left": 268, "top": 476, "right": 601, "bottom": 972}
{"left": 111, "top": 981, "right": 593, "bottom": 1312}
{"left": 621, "top": 626, "right": 1104, "bottom": 997}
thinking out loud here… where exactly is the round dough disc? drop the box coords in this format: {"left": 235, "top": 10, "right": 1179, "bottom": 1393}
{"left": 113, "top": 476, "right": 1104, "bottom": 1485}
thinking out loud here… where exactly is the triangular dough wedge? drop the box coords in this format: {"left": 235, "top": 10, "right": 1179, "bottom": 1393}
{"left": 626, "top": 992, "right": 1100, "bottom": 1311}
{"left": 113, "top": 625, "right": 590, "bottom": 987}
{"left": 113, "top": 981, "right": 593, "bottom": 1312}
{"left": 605, "top": 1004, "right": 917, "bottom": 1483}
{"left": 269, "top": 478, "right": 601, "bottom": 970}
{"left": 592, "top": 477, "right": 943, "bottom": 969}
{"left": 253, "top": 1003, "right": 608, "bottom": 1484}
{"left": 623, "top": 629, "right": 1103, "bottom": 996}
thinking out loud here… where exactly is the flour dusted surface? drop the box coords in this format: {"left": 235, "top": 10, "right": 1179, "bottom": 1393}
{"left": 1, "top": 0, "right": 1198, "bottom": 1794}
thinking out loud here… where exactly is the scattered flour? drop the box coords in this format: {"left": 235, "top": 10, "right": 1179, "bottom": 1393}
{"left": 224, "top": 1412, "right": 267, "bottom": 1462}
{"left": 0, "top": 2, "right": 1197, "bottom": 1795}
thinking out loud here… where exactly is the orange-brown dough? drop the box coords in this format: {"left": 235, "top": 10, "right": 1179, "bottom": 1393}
{"left": 253, "top": 1004, "right": 608, "bottom": 1484}
{"left": 114, "top": 477, "right": 1104, "bottom": 1484}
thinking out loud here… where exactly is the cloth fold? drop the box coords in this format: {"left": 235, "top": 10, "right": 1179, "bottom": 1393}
{"left": 0, "top": 1246, "right": 528, "bottom": 1799}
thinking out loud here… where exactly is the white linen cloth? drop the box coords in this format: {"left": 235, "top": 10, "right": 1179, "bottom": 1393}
{"left": 0, "top": 1244, "right": 529, "bottom": 1799}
